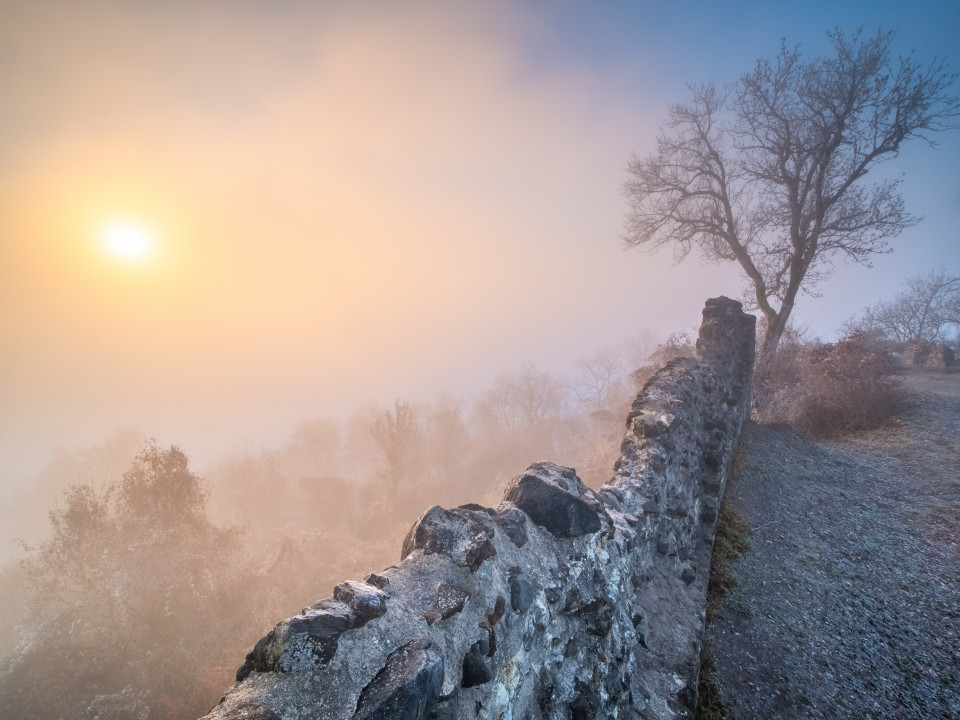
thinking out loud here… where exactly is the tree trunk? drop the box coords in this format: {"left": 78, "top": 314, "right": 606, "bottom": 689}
{"left": 755, "top": 309, "right": 790, "bottom": 387}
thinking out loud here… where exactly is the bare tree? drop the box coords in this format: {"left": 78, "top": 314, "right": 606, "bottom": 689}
{"left": 855, "top": 268, "right": 960, "bottom": 344}
{"left": 623, "top": 28, "right": 958, "bottom": 380}
{"left": 423, "top": 392, "right": 470, "bottom": 480}
{"left": 370, "top": 400, "right": 420, "bottom": 512}
{"left": 475, "top": 363, "right": 567, "bottom": 430}
{"left": 574, "top": 349, "right": 627, "bottom": 415}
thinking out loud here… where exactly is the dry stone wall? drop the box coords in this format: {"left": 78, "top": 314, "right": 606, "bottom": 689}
{"left": 201, "top": 297, "right": 755, "bottom": 720}
{"left": 901, "top": 341, "right": 956, "bottom": 369}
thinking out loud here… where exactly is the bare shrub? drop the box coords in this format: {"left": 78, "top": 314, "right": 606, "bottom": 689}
{"left": 630, "top": 331, "right": 697, "bottom": 389}
{"left": 759, "top": 332, "right": 905, "bottom": 438}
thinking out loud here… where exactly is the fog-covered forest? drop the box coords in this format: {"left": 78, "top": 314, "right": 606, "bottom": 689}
{"left": 0, "top": 331, "right": 697, "bottom": 719}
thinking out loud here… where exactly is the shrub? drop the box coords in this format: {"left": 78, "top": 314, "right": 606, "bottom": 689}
{"left": 630, "top": 331, "right": 697, "bottom": 389}
{"left": 758, "top": 332, "right": 905, "bottom": 439}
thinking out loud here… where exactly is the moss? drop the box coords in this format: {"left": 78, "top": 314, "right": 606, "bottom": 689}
{"left": 696, "top": 645, "right": 726, "bottom": 720}
{"left": 698, "top": 434, "right": 752, "bottom": 719}
{"left": 705, "top": 433, "right": 751, "bottom": 622}
{"left": 705, "top": 500, "right": 750, "bottom": 621}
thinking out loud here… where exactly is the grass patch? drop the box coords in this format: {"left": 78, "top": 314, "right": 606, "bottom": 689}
{"left": 705, "top": 433, "right": 751, "bottom": 621}
{"left": 696, "top": 645, "right": 726, "bottom": 720}
{"left": 697, "top": 434, "right": 752, "bottom": 719}
{"left": 705, "top": 499, "right": 750, "bottom": 621}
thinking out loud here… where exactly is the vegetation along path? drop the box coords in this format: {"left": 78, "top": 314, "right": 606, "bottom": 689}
{"left": 708, "top": 371, "right": 960, "bottom": 719}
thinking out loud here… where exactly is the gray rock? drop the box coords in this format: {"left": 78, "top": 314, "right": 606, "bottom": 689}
{"left": 401, "top": 506, "right": 497, "bottom": 572}
{"left": 353, "top": 636, "right": 444, "bottom": 720}
{"left": 461, "top": 639, "right": 494, "bottom": 688}
{"left": 508, "top": 567, "right": 534, "bottom": 612}
{"left": 493, "top": 506, "right": 528, "bottom": 547}
{"left": 235, "top": 598, "right": 357, "bottom": 680}
{"left": 334, "top": 581, "right": 388, "bottom": 628}
{"left": 280, "top": 599, "right": 354, "bottom": 670}
{"left": 502, "top": 462, "right": 606, "bottom": 538}
{"left": 423, "top": 583, "right": 471, "bottom": 625}
{"left": 218, "top": 702, "right": 282, "bottom": 720}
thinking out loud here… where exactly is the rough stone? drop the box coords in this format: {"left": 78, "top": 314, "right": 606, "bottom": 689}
{"left": 235, "top": 629, "right": 277, "bottom": 682}
{"left": 353, "top": 636, "right": 444, "bottom": 720}
{"left": 507, "top": 567, "right": 534, "bottom": 613}
{"left": 364, "top": 573, "right": 391, "bottom": 591}
{"left": 502, "top": 462, "right": 607, "bottom": 538}
{"left": 235, "top": 598, "right": 357, "bottom": 681}
{"left": 401, "top": 505, "right": 497, "bottom": 572}
{"left": 424, "top": 583, "right": 471, "bottom": 625}
{"left": 334, "top": 581, "right": 388, "bottom": 627}
{"left": 578, "top": 596, "right": 614, "bottom": 637}
{"left": 461, "top": 640, "right": 494, "bottom": 688}
{"left": 492, "top": 506, "right": 528, "bottom": 547}
{"left": 280, "top": 599, "right": 354, "bottom": 670}
{"left": 217, "top": 701, "right": 282, "bottom": 720}
{"left": 569, "top": 678, "right": 599, "bottom": 720}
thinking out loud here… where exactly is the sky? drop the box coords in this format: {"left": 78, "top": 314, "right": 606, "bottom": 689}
{"left": 1, "top": 0, "right": 958, "bottom": 482}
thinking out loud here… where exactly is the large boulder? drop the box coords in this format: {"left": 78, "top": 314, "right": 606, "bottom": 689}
{"left": 502, "top": 462, "right": 607, "bottom": 538}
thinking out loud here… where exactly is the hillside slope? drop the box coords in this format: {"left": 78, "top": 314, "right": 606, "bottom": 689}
{"left": 709, "top": 371, "right": 960, "bottom": 719}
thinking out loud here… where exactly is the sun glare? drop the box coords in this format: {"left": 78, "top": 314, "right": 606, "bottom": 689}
{"left": 104, "top": 223, "right": 152, "bottom": 260}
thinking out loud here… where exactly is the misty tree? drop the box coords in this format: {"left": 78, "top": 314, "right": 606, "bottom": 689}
{"left": 281, "top": 418, "right": 342, "bottom": 480}
{"left": 476, "top": 362, "right": 568, "bottom": 430}
{"left": 623, "top": 28, "right": 959, "bottom": 380}
{"left": 3, "top": 441, "right": 253, "bottom": 720}
{"left": 852, "top": 268, "right": 960, "bottom": 344}
{"left": 370, "top": 400, "right": 420, "bottom": 512}
{"left": 424, "top": 393, "right": 471, "bottom": 479}
{"left": 574, "top": 349, "right": 630, "bottom": 417}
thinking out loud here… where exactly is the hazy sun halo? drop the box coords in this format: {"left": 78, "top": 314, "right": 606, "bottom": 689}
{"left": 104, "top": 223, "right": 152, "bottom": 260}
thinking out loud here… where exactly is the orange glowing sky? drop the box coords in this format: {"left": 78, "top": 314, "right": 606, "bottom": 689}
{"left": 1, "top": 0, "right": 958, "bottom": 480}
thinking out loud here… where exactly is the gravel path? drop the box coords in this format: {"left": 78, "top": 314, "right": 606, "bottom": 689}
{"left": 708, "top": 371, "right": 960, "bottom": 719}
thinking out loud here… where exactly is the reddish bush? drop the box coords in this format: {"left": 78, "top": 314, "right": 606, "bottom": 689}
{"left": 758, "top": 332, "right": 905, "bottom": 438}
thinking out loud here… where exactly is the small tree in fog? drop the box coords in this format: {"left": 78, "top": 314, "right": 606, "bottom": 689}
{"left": 575, "top": 349, "right": 628, "bottom": 416}
{"left": 477, "top": 363, "right": 567, "bottom": 429}
{"left": 4, "top": 441, "right": 252, "bottom": 720}
{"left": 281, "top": 418, "right": 342, "bottom": 479}
{"left": 370, "top": 400, "right": 420, "bottom": 512}
{"left": 623, "top": 28, "right": 958, "bottom": 381}
{"left": 853, "top": 268, "right": 960, "bottom": 345}
{"left": 424, "top": 393, "right": 471, "bottom": 479}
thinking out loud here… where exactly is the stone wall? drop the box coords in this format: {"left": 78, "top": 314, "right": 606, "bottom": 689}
{"left": 201, "top": 297, "right": 755, "bottom": 720}
{"left": 901, "top": 341, "right": 956, "bottom": 370}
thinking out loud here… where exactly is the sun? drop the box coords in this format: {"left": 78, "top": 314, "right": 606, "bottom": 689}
{"left": 103, "top": 222, "right": 153, "bottom": 260}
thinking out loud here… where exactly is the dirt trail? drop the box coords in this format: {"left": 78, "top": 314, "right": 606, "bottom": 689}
{"left": 708, "top": 371, "right": 960, "bottom": 719}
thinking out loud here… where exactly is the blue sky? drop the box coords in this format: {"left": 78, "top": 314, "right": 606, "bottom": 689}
{"left": 0, "top": 0, "right": 958, "bottom": 479}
